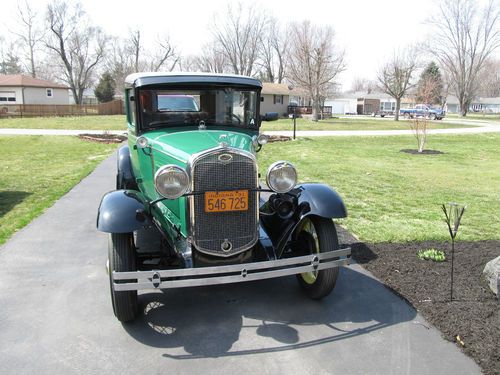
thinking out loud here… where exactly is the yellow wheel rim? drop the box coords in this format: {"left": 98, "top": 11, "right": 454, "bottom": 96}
{"left": 299, "top": 218, "right": 320, "bottom": 285}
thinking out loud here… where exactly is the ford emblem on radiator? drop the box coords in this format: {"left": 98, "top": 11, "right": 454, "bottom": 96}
{"left": 218, "top": 153, "right": 233, "bottom": 163}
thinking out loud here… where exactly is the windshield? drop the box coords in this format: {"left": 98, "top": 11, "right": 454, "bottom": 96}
{"left": 138, "top": 88, "right": 258, "bottom": 129}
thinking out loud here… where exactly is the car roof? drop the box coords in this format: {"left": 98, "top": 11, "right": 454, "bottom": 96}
{"left": 125, "top": 72, "right": 263, "bottom": 89}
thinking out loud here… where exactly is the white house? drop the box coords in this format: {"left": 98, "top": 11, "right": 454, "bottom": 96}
{"left": 325, "top": 91, "right": 397, "bottom": 115}
{"left": 260, "top": 82, "right": 291, "bottom": 117}
{"left": 0, "top": 74, "right": 69, "bottom": 105}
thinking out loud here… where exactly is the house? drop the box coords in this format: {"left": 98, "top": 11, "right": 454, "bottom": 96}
{"left": 325, "top": 91, "right": 397, "bottom": 115}
{"left": 324, "top": 93, "right": 357, "bottom": 115}
{"left": 260, "top": 82, "right": 291, "bottom": 117}
{"left": 0, "top": 74, "right": 69, "bottom": 105}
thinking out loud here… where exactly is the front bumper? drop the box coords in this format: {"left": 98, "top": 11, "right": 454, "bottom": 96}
{"left": 112, "top": 247, "right": 351, "bottom": 291}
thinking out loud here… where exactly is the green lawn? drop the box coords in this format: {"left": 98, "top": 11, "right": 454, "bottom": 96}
{"left": 446, "top": 113, "right": 500, "bottom": 121}
{"left": 261, "top": 117, "right": 474, "bottom": 131}
{"left": 0, "top": 115, "right": 126, "bottom": 130}
{"left": 0, "top": 115, "right": 475, "bottom": 131}
{"left": 0, "top": 136, "right": 119, "bottom": 245}
{"left": 258, "top": 133, "right": 500, "bottom": 243}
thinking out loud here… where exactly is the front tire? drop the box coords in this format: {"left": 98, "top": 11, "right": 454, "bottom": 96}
{"left": 108, "top": 233, "right": 138, "bottom": 322}
{"left": 295, "top": 216, "right": 340, "bottom": 299}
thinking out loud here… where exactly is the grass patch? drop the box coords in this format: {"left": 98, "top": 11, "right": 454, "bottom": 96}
{"left": 0, "top": 115, "right": 126, "bottom": 130}
{"left": 261, "top": 117, "right": 474, "bottom": 131}
{"left": 258, "top": 133, "right": 500, "bottom": 243}
{"left": 447, "top": 113, "right": 500, "bottom": 121}
{"left": 0, "top": 115, "right": 475, "bottom": 131}
{"left": 0, "top": 136, "right": 119, "bottom": 245}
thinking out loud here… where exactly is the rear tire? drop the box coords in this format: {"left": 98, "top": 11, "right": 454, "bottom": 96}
{"left": 108, "top": 233, "right": 138, "bottom": 322}
{"left": 295, "top": 216, "right": 340, "bottom": 300}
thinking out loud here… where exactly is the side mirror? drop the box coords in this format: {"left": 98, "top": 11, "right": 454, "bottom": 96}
{"left": 262, "top": 112, "right": 279, "bottom": 121}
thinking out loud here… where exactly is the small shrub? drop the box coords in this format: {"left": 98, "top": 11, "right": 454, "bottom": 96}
{"left": 417, "top": 248, "right": 446, "bottom": 262}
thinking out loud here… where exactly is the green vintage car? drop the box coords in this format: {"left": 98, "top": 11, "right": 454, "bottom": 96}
{"left": 97, "top": 73, "right": 351, "bottom": 322}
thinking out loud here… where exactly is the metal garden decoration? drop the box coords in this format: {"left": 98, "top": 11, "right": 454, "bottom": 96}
{"left": 442, "top": 202, "right": 466, "bottom": 301}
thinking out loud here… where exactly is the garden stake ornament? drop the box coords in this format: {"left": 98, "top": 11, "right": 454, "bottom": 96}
{"left": 441, "top": 203, "right": 466, "bottom": 301}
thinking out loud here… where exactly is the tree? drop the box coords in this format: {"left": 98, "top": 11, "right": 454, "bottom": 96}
{"left": 148, "top": 34, "right": 179, "bottom": 72}
{"left": 94, "top": 72, "right": 115, "bottom": 103}
{"left": 476, "top": 59, "right": 500, "bottom": 97}
{"left": 0, "top": 39, "right": 23, "bottom": 74}
{"left": 377, "top": 49, "right": 418, "bottom": 121}
{"left": 103, "top": 36, "right": 135, "bottom": 95}
{"left": 130, "top": 29, "right": 141, "bottom": 73}
{"left": 410, "top": 75, "right": 440, "bottom": 152}
{"left": 416, "top": 62, "right": 443, "bottom": 105}
{"left": 428, "top": 0, "right": 500, "bottom": 116}
{"left": 211, "top": 3, "right": 267, "bottom": 76}
{"left": 287, "top": 21, "right": 346, "bottom": 121}
{"left": 46, "top": 0, "right": 107, "bottom": 104}
{"left": 350, "top": 77, "right": 377, "bottom": 93}
{"left": 12, "top": 1, "right": 44, "bottom": 77}
{"left": 126, "top": 29, "right": 179, "bottom": 73}
{"left": 258, "top": 19, "right": 289, "bottom": 83}
{"left": 187, "top": 42, "right": 228, "bottom": 73}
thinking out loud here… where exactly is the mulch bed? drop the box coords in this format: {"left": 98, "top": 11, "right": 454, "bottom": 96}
{"left": 351, "top": 240, "right": 499, "bottom": 375}
{"left": 400, "top": 149, "right": 445, "bottom": 155}
{"left": 77, "top": 133, "right": 127, "bottom": 143}
{"left": 268, "top": 135, "right": 292, "bottom": 142}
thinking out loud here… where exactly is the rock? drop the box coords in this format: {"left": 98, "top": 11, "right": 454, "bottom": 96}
{"left": 483, "top": 256, "right": 500, "bottom": 297}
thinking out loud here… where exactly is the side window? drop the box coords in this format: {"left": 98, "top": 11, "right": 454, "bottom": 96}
{"left": 127, "top": 90, "right": 135, "bottom": 126}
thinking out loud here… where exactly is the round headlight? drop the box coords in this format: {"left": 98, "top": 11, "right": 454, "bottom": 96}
{"left": 266, "top": 161, "right": 297, "bottom": 193}
{"left": 257, "top": 134, "right": 269, "bottom": 146}
{"left": 136, "top": 136, "right": 149, "bottom": 148}
{"left": 154, "top": 165, "right": 190, "bottom": 199}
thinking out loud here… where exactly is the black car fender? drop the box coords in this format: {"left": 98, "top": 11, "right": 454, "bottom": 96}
{"left": 96, "top": 190, "right": 148, "bottom": 233}
{"left": 117, "top": 145, "right": 137, "bottom": 189}
{"left": 260, "top": 183, "right": 347, "bottom": 256}
{"left": 296, "top": 183, "right": 347, "bottom": 219}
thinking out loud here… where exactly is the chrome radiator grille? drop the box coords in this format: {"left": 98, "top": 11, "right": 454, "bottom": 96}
{"left": 191, "top": 149, "right": 258, "bottom": 257}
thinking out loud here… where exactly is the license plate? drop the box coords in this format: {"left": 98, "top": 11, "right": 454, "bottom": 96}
{"left": 205, "top": 190, "right": 248, "bottom": 213}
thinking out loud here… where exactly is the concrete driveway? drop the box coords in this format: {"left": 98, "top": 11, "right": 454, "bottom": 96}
{"left": 0, "top": 153, "right": 480, "bottom": 374}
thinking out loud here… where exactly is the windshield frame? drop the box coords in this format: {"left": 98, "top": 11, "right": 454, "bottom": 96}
{"left": 136, "top": 84, "right": 261, "bottom": 133}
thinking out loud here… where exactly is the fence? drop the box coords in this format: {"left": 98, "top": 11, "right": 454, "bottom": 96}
{"left": 0, "top": 100, "right": 124, "bottom": 118}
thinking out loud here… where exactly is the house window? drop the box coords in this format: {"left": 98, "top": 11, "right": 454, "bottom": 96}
{"left": 273, "top": 95, "right": 283, "bottom": 104}
{"left": 46, "top": 88, "right": 53, "bottom": 98}
{"left": 0, "top": 91, "right": 16, "bottom": 102}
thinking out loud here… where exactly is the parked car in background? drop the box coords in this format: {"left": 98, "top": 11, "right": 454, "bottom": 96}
{"left": 400, "top": 104, "right": 445, "bottom": 120}
{"left": 97, "top": 73, "right": 351, "bottom": 322}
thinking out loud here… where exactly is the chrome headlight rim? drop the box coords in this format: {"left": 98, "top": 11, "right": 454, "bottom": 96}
{"left": 266, "top": 160, "right": 298, "bottom": 194}
{"left": 154, "top": 164, "right": 190, "bottom": 199}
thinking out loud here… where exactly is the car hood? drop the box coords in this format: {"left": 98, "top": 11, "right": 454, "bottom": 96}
{"left": 147, "top": 129, "right": 255, "bottom": 164}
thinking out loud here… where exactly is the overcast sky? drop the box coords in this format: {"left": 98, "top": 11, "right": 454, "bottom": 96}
{"left": 1, "top": 0, "right": 498, "bottom": 90}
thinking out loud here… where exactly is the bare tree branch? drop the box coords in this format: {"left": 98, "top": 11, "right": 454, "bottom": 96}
{"left": 11, "top": 1, "right": 45, "bottom": 77}
{"left": 211, "top": 3, "right": 268, "bottom": 76}
{"left": 287, "top": 21, "right": 345, "bottom": 121}
{"left": 46, "top": 0, "right": 107, "bottom": 104}
{"left": 428, "top": 0, "right": 500, "bottom": 116}
{"left": 377, "top": 48, "right": 418, "bottom": 121}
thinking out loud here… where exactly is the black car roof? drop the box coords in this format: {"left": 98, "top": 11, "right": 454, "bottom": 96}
{"left": 125, "top": 72, "right": 262, "bottom": 89}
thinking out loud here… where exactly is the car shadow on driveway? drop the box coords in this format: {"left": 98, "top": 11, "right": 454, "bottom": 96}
{"left": 122, "top": 266, "right": 416, "bottom": 359}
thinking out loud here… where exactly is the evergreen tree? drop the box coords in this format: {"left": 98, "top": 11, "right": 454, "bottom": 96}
{"left": 94, "top": 72, "right": 116, "bottom": 103}
{"left": 0, "top": 54, "right": 23, "bottom": 74}
{"left": 416, "top": 62, "right": 443, "bottom": 105}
